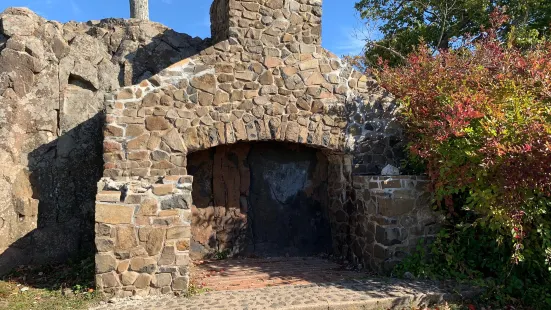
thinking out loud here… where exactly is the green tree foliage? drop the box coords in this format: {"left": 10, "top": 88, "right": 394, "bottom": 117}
{"left": 354, "top": 0, "right": 551, "bottom": 66}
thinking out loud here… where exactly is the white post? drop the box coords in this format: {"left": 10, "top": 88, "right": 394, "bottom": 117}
{"left": 129, "top": 0, "right": 149, "bottom": 20}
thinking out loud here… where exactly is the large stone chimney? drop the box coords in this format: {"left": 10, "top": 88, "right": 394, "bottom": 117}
{"left": 210, "top": 0, "right": 322, "bottom": 47}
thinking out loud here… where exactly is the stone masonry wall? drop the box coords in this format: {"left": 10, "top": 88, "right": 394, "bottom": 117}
{"left": 219, "top": 0, "right": 323, "bottom": 46}
{"left": 0, "top": 7, "right": 208, "bottom": 275}
{"left": 94, "top": 0, "right": 406, "bottom": 298}
{"left": 349, "top": 176, "right": 442, "bottom": 273}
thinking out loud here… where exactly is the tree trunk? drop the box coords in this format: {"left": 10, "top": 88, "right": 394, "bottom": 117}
{"left": 129, "top": 0, "right": 149, "bottom": 20}
{"left": 438, "top": 32, "right": 450, "bottom": 51}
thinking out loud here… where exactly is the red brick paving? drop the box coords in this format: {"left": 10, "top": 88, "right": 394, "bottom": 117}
{"left": 191, "top": 257, "right": 369, "bottom": 291}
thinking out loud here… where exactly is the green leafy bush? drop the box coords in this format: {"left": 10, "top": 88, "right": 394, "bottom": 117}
{"left": 375, "top": 11, "right": 551, "bottom": 308}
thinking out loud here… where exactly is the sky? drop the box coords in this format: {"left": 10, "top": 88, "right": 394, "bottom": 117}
{"left": 0, "top": 0, "right": 372, "bottom": 57}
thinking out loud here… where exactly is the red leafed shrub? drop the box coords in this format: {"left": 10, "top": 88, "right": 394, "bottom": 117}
{"left": 375, "top": 11, "right": 551, "bottom": 271}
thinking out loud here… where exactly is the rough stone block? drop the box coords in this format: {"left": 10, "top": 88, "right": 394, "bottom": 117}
{"left": 125, "top": 194, "right": 145, "bottom": 204}
{"left": 158, "top": 209, "right": 179, "bottom": 217}
{"left": 96, "top": 204, "right": 135, "bottom": 224}
{"left": 121, "top": 271, "right": 140, "bottom": 286}
{"left": 190, "top": 74, "right": 216, "bottom": 94}
{"left": 137, "top": 198, "right": 159, "bottom": 216}
{"left": 95, "top": 237, "right": 115, "bottom": 252}
{"left": 172, "top": 276, "right": 189, "bottom": 291}
{"left": 158, "top": 246, "right": 176, "bottom": 265}
{"left": 96, "top": 253, "right": 117, "bottom": 273}
{"left": 134, "top": 273, "right": 152, "bottom": 289}
{"left": 96, "top": 191, "right": 121, "bottom": 203}
{"left": 101, "top": 271, "right": 121, "bottom": 288}
{"left": 166, "top": 225, "right": 191, "bottom": 240}
{"left": 152, "top": 184, "right": 174, "bottom": 196}
{"left": 130, "top": 257, "right": 157, "bottom": 274}
{"left": 115, "top": 226, "right": 138, "bottom": 251}
{"left": 162, "top": 128, "right": 186, "bottom": 153}
{"left": 117, "top": 260, "right": 130, "bottom": 273}
{"left": 127, "top": 134, "right": 150, "bottom": 150}
{"left": 377, "top": 197, "right": 415, "bottom": 217}
{"left": 145, "top": 228, "right": 166, "bottom": 256}
{"left": 160, "top": 193, "right": 191, "bottom": 210}
{"left": 175, "top": 253, "right": 190, "bottom": 266}
{"left": 152, "top": 273, "right": 172, "bottom": 288}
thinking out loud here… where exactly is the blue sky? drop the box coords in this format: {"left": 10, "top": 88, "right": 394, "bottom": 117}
{"left": 0, "top": 0, "right": 369, "bottom": 56}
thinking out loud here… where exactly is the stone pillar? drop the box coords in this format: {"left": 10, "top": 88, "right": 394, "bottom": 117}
{"left": 347, "top": 176, "right": 442, "bottom": 273}
{"left": 326, "top": 154, "right": 352, "bottom": 257}
{"left": 95, "top": 176, "right": 193, "bottom": 298}
{"left": 210, "top": 0, "right": 323, "bottom": 47}
{"left": 129, "top": 0, "right": 149, "bottom": 20}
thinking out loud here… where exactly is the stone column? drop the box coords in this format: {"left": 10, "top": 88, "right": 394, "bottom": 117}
{"left": 129, "top": 0, "right": 149, "bottom": 20}
{"left": 95, "top": 176, "right": 193, "bottom": 297}
{"left": 96, "top": 87, "right": 194, "bottom": 297}
{"left": 326, "top": 154, "right": 353, "bottom": 257}
{"left": 210, "top": 0, "right": 323, "bottom": 46}
{"left": 347, "top": 175, "right": 442, "bottom": 273}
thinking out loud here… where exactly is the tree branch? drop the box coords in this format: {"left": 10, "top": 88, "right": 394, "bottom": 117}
{"left": 369, "top": 42, "right": 407, "bottom": 60}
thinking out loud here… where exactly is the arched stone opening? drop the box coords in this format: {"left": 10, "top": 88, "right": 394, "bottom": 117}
{"left": 187, "top": 141, "right": 337, "bottom": 260}
{"left": 92, "top": 0, "right": 441, "bottom": 298}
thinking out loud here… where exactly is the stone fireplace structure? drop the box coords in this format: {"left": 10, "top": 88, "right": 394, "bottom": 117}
{"left": 94, "top": 0, "right": 442, "bottom": 298}
{"left": 188, "top": 142, "right": 334, "bottom": 259}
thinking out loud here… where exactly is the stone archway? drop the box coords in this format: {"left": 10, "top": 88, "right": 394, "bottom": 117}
{"left": 93, "top": 0, "right": 441, "bottom": 299}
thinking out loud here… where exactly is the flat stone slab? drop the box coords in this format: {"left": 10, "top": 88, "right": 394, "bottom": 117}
{"left": 90, "top": 278, "right": 475, "bottom": 310}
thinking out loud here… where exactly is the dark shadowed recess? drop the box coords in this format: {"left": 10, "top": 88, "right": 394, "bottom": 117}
{"left": 188, "top": 142, "right": 333, "bottom": 260}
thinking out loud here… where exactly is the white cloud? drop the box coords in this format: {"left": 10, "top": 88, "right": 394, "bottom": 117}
{"left": 333, "top": 28, "right": 367, "bottom": 56}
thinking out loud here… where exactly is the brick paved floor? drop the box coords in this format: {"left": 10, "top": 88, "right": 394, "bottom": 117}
{"left": 191, "top": 257, "right": 369, "bottom": 291}
{"left": 90, "top": 257, "right": 477, "bottom": 310}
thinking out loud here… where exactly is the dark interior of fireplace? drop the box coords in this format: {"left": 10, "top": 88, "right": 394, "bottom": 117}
{"left": 188, "top": 142, "right": 333, "bottom": 260}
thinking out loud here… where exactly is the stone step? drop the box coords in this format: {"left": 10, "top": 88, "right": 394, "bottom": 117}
{"left": 90, "top": 278, "right": 477, "bottom": 310}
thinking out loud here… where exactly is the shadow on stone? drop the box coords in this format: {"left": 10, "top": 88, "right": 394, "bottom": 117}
{"left": 0, "top": 7, "right": 213, "bottom": 278}
{"left": 0, "top": 112, "right": 104, "bottom": 277}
